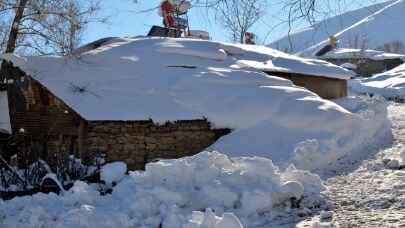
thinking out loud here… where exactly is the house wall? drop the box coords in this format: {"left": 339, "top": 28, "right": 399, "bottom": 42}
{"left": 323, "top": 58, "right": 403, "bottom": 77}
{"left": 265, "top": 71, "right": 347, "bottom": 99}
{"left": 1, "top": 60, "right": 83, "bottom": 165}
{"left": 0, "top": 61, "right": 231, "bottom": 170}
{"left": 85, "top": 120, "right": 229, "bottom": 170}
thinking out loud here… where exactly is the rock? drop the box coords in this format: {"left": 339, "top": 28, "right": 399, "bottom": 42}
{"left": 298, "top": 207, "right": 312, "bottom": 217}
{"left": 320, "top": 211, "right": 333, "bottom": 221}
{"left": 387, "top": 159, "right": 400, "bottom": 170}
{"left": 382, "top": 158, "right": 391, "bottom": 165}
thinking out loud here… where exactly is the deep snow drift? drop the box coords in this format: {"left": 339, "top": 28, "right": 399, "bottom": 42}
{"left": 0, "top": 151, "right": 325, "bottom": 228}
{"left": 350, "top": 63, "right": 405, "bottom": 99}
{"left": 212, "top": 95, "right": 392, "bottom": 171}
{"left": 269, "top": 0, "right": 405, "bottom": 55}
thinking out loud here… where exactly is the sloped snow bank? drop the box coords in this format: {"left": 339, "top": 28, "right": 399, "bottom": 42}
{"left": 0, "top": 152, "right": 326, "bottom": 228}
{"left": 212, "top": 95, "right": 392, "bottom": 173}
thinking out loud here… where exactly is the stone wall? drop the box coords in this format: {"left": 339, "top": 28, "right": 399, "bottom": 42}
{"left": 85, "top": 120, "right": 230, "bottom": 170}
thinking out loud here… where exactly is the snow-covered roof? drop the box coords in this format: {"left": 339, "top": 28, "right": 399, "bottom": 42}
{"left": 319, "top": 48, "right": 405, "bottom": 61}
{"left": 221, "top": 43, "right": 353, "bottom": 79}
{"left": 351, "top": 63, "right": 405, "bottom": 98}
{"left": 0, "top": 91, "right": 11, "bottom": 134}
{"left": 299, "top": 0, "right": 405, "bottom": 57}
{"left": 3, "top": 37, "right": 352, "bottom": 125}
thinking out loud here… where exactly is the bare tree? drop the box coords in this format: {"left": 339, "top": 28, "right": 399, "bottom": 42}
{"left": 216, "top": 0, "right": 266, "bottom": 43}
{"left": 0, "top": 0, "right": 105, "bottom": 55}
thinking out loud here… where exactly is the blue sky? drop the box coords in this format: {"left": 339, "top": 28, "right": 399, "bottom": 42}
{"left": 84, "top": 0, "right": 386, "bottom": 45}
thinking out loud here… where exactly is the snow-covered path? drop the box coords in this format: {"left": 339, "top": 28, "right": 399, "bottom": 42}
{"left": 298, "top": 103, "right": 405, "bottom": 227}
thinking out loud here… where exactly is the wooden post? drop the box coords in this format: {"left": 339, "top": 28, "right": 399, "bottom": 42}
{"left": 78, "top": 119, "right": 86, "bottom": 159}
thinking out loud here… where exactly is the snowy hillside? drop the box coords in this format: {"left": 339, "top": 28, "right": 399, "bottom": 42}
{"left": 269, "top": 0, "right": 405, "bottom": 55}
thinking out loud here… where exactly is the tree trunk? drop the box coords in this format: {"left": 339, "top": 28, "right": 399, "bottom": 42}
{"left": 5, "top": 0, "right": 30, "bottom": 53}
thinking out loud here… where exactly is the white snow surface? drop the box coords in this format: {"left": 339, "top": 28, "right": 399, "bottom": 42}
{"left": 350, "top": 63, "right": 405, "bottom": 99}
{"left": 3, "top": 37, "right": 352, "bottom": 127}
{"left": 299, "top": 0, "right": 405, "bottom": 57}
{"left": 268, "top": 0, "right": 396, "bottom": 53}
{"left": 0, "top": 91, "right": 11, "bottom": 134}
{"left": 0, "top": 151, "right": 326, "bottom": 228}
{"left": 212, "top": 95, "right": 392, "bottom": 171}
{"left": 340, "top": 62, "right": 357, "bottom": 70}
{"left": 100, "top": 162, "right": 127, "bottom": 185}
{"left": 319, "top": 48, "right": 405, "bottom": 61}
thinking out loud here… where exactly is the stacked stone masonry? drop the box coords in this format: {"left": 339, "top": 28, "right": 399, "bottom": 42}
{"left": 85, "top": 120, "right": 228, "bottom": 170}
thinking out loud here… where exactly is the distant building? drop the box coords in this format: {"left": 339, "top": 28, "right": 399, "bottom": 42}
{"left": 317, "top": 48, "right": 405, "bottom": 77}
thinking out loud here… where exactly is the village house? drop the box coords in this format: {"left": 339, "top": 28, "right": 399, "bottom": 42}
{"left": 0, "top": 37, "right": 353, "bottom": 170}
{"left": 0, "top": 60, "right": 230, "bottom": 170}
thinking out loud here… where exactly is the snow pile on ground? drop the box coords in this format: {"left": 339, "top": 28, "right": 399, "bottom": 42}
{"left": 0, "top": 151, "right": 326, "bottom": 228}
{"left": 100, "top": 162, "right": 127, "bottom": 186}
{"left": 212, "top": 95, "right": 392, "bottom": 172}
{"left": 268, "top": 0, "right": 396, "bottom": 53}
{"left": 350, "top": 63, "right": 405, "bottom": 99}
{"left": 299, "top": 0, "right": 405, "bottom": 57}
{"left": 185, "top": 209, "right": 243, "bottom": 228}
{"left": 319, "top": 48, "right": 405, "bottom": 61}
{"left": 0, "top": 91, "right": 11, "bottom": 134}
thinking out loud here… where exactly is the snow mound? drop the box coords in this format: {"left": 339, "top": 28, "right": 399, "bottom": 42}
{"left": 212, "top": 95, "right": 392, "bottom": 172}
{"left": 185, "top": 209, "right": 243, "bottom": 228}
{"left": 100, "top": 162, "right": 127, "bottom": 185}
{"left": 350, "top": 63, "right": 405, "bottom": 99}
{"left": 0, "top": 151, "right": 326, "bottom": 228}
